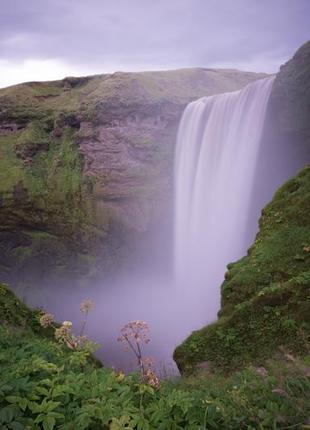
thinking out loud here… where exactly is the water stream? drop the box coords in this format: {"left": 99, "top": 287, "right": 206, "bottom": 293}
{"left": 174, "top": 77, "right": 275, "bottom": 317}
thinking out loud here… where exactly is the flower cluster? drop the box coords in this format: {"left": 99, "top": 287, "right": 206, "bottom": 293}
{"left": 118, "top": 320, "right": 160, "bottom": 388}
{"left": 63, "top": 320, "right": 73, "bottom": 328}
{"left": 143, "top": 369, "right": 160, "bottom": 390}
{"left": 80, "top": 299, "right": 95, "bottom": 314}
{"left": 118, "top": 320, "right": 150, "bottom": 345}
{"left": 143, "top": 368, "right": 160, "bottom": 390}
{"left": 39, "top": 312, "right": 54, "bottom": 328}
{"left": 55, "top": 321, "right": 84, "bottom": 350}
{"left": 142, "top": 357, "right": 160, "bottom": 389}
{"left": 38, "top": 300, "right": 97, "bottom": 354}
{"left": 55, "top": 321, "right": 72, "bottom": 342}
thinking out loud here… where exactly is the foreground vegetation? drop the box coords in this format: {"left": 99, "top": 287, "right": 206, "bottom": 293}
{"left": 1, "top": 282, "right": 310, "bottom": 430}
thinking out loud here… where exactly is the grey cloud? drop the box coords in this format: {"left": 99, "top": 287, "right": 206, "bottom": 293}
{"left": 1, "top": 0, "right": 310, "bottom": 73}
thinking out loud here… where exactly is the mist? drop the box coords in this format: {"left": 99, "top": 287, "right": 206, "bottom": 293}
{"left": 14, "top": 75, "right": 308, "bottom": 375}
{"left": 22, "top": 273, "right": 212, "bottom": 374}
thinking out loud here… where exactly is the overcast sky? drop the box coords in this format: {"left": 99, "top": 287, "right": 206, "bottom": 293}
{"left": 1, "top": 0, "right": 309, "bottom": 88}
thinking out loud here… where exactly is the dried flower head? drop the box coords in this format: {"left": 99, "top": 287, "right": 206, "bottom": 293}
{"left": 55, "top": 326, "right": 68, "bottom": 341}
{"left": 118, "top": 320, "right": 154, "bottom": 379}
{"left": 118, "top": 320, "right": 150, "bottom": 345}
{"left": 143, "top": 368, "right": 160, "bottom": 390}
{"left": 55, "top": 325, "right": 79, "bottom": 350}
{"left": 55, "top": 321, "right": 73, "bottom": 342}
{"left": 62, "top": 320, "right": 73, "bottom": 327}
{"left": 80, "top": 299, "right": 95, "bottom": 314}
{"left": 39, "top": 313, "right": 54, "bottom": 328}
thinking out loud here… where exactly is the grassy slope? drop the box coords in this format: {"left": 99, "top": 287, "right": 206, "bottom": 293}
{"left": 0, "top": 68, "right": 266, "bottom": 116}
{"left": 1, "top": 282, "right": 309, "bottom": 429}
{"left": 174, "top": 166, "right": 310, "bottom": 373}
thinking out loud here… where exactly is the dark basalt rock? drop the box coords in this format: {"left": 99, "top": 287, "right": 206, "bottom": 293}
{"left": 269, "top": 40, "right": 310, "bottom": 138}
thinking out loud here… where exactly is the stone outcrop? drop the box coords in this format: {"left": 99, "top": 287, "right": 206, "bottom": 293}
{"left": 269, "top": 40, "right": 310, "bottom": 138}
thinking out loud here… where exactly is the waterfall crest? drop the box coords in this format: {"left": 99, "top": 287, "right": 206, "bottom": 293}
{"left": 174, "top": 77, "right": 275, "bottom": 311}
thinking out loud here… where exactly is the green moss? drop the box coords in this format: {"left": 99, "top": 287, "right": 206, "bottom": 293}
{"left": 0, "top": 133, "right": 25, "bottom": 192}
{"left": 0, "top": 282, "right": 40, "bottom": 329}
{"left": 0, "top": 119, "right": 95, "bottom": 284}
{"left": 174, "top": 166, "right": 310, "bottom": 373}
{"left": 0, "top": 68, "right": 266, "bottom": 123}
{"left": 25, "top": 230, "right": 57, "bottom": 239}
{"left": 0, "top": 122, "right": 86, "bottom": 228}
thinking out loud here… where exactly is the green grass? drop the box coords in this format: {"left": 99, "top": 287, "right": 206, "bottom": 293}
{"left": 0, "top": 67, "right": 266, "bottom": 123}
{"left": 174, "top": 166, "right": 310, "bottom": 374}
{"left": 0, "top": 133, "right": 25, "bottom": 193}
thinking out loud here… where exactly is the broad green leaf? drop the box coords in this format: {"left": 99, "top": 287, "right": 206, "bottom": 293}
{"left": 43, "top": 416, "right": 56, "bottom": 430}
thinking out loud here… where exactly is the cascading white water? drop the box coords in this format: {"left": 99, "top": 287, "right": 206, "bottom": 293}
{"left": 19, "top": 74, "right": 307, "bottom": 372}
{"left": 174, "top": 77, "right": 275, "bottom": 317}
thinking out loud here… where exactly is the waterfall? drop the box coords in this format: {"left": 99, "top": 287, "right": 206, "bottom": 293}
{"left": 174, "top": 77, "right": 275, "bottom": 315}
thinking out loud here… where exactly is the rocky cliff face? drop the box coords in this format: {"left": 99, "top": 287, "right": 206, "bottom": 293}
{"left": 269, "top": 40, "right": 310, "bottom": 138}
{"left": 0, "top": 68, "right": 265, "bottom": 286}
{"left": 174, "top": 42, "right": 310, "bottom": 374}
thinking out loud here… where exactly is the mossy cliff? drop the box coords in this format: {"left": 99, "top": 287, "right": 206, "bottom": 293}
{"left": 174, "top": 42, "right": 310, "bottom": 374}
{"left": 0, "top": 68, "right": 265, "bottom": 286}
{"left": 174, "top": 166, "right": 310, "bottom": 373}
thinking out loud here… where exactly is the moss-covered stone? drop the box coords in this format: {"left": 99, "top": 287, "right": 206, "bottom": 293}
{"left": 0, "top": 281, "right": 49, "bottom": 335}
{"left": 0, "top": 119, "right": 96, "bottom": 285}
{"left": 174, "top": 165, "right": 310, "bottom": 374}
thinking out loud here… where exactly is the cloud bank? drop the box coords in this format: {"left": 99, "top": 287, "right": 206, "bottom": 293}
{"left": 1, "top": 0, "right": 309, "bottom": 87}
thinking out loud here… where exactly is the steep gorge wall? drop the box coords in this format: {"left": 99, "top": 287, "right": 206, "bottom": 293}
{"left": 0, "top": 68, "right": 265, "bottom": 286}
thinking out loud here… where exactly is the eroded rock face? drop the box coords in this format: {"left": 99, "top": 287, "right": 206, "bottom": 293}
{"left": 0, "top": 68, "right": 266, "bottom": 286}
{"left": 269, "top": 40, "right": 310, "bottom": 137}
{"left": 0, "top": 123, "right": 23, "bottom": 136}
{"left": 77, "top": 105, "right": 177, "bottom": 233}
